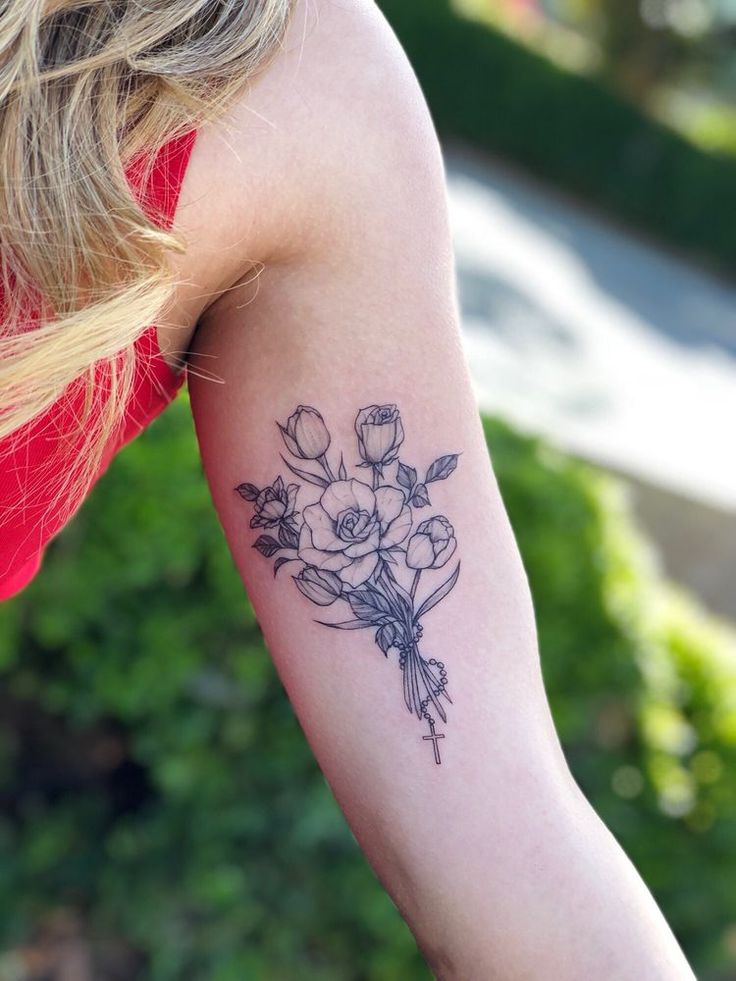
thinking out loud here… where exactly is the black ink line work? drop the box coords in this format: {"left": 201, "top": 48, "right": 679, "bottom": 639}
{"left": 235, "top": 404, "right": 460, "bottom": 764}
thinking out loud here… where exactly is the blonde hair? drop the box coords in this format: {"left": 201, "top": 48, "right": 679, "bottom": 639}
{"left": 0, "top": 0, "right": 294, "bottom": 525}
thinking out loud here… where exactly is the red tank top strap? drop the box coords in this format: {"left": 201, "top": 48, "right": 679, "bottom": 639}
{"left": 126, "top": 128, "right": 198, "bottom": 232}
{"left": 126, "top": 127, "right": 199, "bottom": 436}
{"left": 130, "top": 126, "right": 198, "bottom": 395}
{"left": 0, "top": 126, "right": 199, "bottom": 601}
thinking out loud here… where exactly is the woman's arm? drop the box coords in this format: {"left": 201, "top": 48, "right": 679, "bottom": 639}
{"left": 187, "top": 1, "right": 694, "bottom": 976}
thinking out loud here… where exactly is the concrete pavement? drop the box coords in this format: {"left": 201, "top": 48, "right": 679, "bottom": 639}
{"left": 446, "top": 142, "right": 735, "bottom": 618}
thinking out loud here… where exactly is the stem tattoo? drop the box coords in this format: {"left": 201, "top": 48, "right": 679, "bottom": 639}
{"left": 235, "top": 403, "right": 460, "bottom": 764}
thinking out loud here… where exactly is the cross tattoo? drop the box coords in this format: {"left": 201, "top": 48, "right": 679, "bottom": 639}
{"left": 423, "top": 720, "right": 445, "bottom": 765}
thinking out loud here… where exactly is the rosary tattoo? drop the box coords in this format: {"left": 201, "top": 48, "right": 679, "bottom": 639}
{"left": 234, "top": 404, "right": 460, "bottom": 764}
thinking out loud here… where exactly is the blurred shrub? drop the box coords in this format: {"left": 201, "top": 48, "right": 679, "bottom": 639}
{"left": 378, "top": 0, "right": 736, "bottom": 280}
{"left": 0, "top": 397, "right": 734, "bottom": 978}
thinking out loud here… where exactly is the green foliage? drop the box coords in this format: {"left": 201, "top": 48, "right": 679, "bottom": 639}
{"left": 0, "top": 398, "right": 734, "bottom": 978}
{"left": 482, "top": 416, "right": 736, "bottom": 978}
{"left": 378, "top": 0, "right": 736, "bottom": 279}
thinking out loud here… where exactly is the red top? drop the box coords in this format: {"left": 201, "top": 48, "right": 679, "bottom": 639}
{"left": 0, "top": 128, "right": 198, "bottom": 601}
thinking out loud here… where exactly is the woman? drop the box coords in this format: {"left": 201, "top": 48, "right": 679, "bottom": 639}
{"left": 0, "top": 0, "right": 696, "bottom": 976}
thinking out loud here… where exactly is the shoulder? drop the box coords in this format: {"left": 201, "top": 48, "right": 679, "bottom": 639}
{"left": 165, "top": 0, "right": 441, "bottom": 342}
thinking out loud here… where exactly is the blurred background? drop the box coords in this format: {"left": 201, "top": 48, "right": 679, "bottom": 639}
{"left": 1, "top": 0, "right": 735, "bottom": 978}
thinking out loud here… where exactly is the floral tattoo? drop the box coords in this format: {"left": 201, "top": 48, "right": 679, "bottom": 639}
{"left": 235, "top": 404, "right": 460, "bottom": 764}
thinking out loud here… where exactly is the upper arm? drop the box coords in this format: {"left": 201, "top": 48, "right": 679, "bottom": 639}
{"left": 189, "top": 0, "right": 543, "bottom": 701}
{"left": 187, "top": 1, "right": 571, "bottom": 972}
{"left": 195, "top": 0, "right": 454, "bottom": 289}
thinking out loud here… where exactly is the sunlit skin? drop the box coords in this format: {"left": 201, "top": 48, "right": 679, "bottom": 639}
{"left": 160, "top": 0, "right": 698, "bottom": 976}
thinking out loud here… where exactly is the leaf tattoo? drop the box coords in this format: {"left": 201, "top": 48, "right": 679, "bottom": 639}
{"left": 234, "top": 403, "right": 460, "bottom": 765}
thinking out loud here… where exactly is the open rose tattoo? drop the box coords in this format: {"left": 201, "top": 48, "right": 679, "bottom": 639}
{"left": 234, "top": 404, "right": 460, "bottom": 764}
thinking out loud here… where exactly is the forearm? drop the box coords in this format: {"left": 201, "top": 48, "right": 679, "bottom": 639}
{"left": 264, "top": 495, "right": 692, "bottom": 981}
{"left": 364, "top": 754, "right": 695, "bottom": 980}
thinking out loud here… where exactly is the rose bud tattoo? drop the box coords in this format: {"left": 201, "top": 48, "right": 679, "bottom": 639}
{"left": 355, "top": 404, "right": 405, "bottom": 484}
{"left": 406, "top": 516, "right": 457, "bottom": 571}
{"left": 235, "top": 403, "right": 460, "bottom": 764}
{"left": 278, "top": 405, "right": 331, "bottom": 460}
{"left": 293, "top": 567, "right": 344, "bottom": 606}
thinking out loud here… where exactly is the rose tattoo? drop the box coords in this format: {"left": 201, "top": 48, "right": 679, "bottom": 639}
{"left": 299, "top": 480, "right": 412, "bottom": 587}
{"left": 355, "top": 404, "right": 404, "bottom": 471}
{"left": 235, "top": 404, "right": 460, "bottom": 764}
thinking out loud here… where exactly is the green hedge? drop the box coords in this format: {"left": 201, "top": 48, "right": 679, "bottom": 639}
{"left": 378, "top": 0, "right": 736, "bottom": 279}
{"left": 0, "top": 397, "right": 734, "bottom": 978}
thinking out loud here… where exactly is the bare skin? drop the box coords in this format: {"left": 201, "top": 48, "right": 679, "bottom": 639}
{"left": 158, "top": 1, "right": 697, "bottom": 977}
